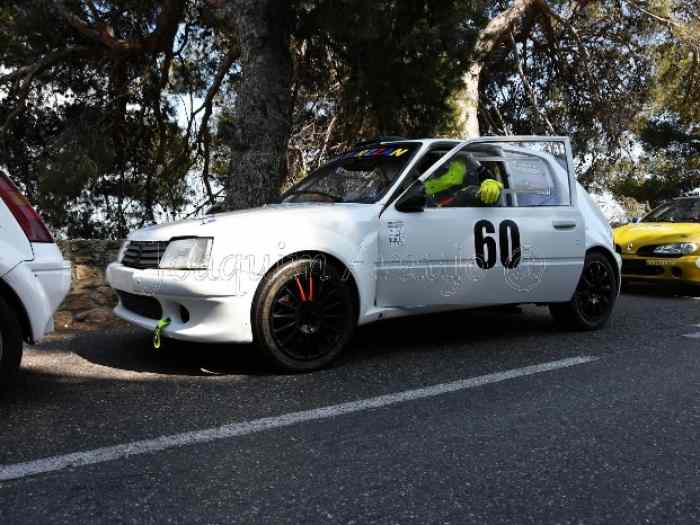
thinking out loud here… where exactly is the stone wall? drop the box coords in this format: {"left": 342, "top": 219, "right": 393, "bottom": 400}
{"left": 55, "top": 240, "right": 124, "bottom": 330}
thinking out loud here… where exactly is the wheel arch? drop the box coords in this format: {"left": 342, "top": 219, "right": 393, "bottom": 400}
{"left": 0, "top": 277, "right": 33, "bottom": 343}
{"left": 587, "top": 245, "right": 621, "bottom": 289}
{"left": 251, "top": 250, "right": 362, "bottom": 324}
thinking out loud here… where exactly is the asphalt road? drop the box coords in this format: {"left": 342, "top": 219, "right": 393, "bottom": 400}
{"left": 1, "top": 287, "right": 699, "bottom": 524}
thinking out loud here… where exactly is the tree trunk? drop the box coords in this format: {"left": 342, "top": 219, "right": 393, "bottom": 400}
{"left": 225, "top": 0, "right": 292, "bottom": 210}
{"left": 453, "top": 0, "right": 549, "bottom": 138}
{"left": 453, "top": 62, "right": 483, "bottom": 138}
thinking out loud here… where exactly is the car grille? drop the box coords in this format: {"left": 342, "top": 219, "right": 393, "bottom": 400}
{"left": 621, "top": 259, "right": 664, "bottom": 276}
{"left": 117, "top": 291, "right": 163, "bottom": 320}
{"left": 121, "top": 241, "right": 170, "bottom": 269}
{"left": 635, "top": 245, "right": 683, "bottom": 258}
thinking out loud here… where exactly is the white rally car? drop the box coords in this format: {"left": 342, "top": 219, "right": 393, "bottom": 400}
{"left": 107, "top": 137, "right": 621, "bottom": 371}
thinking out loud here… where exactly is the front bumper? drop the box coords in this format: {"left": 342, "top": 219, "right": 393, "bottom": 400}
{"left": 106, "top": 263, "right": 257, "bottom": 344}
{"left": 620, "top": 254, "right": 700, "bottom": 285}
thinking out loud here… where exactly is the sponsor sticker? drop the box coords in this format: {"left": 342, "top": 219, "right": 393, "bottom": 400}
{"left": 335, "top": 147, "right": 410, "bottom": 162}
{"left": 387, "top": 221, "right": 405, "bottom": 247}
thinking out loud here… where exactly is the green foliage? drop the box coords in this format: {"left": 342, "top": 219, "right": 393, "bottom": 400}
{"left": 293, "top": 1, "right": 482, "bottom": 145}
{"left": 0, "top": 0, "right": 698, "bottom": 233}
{"left": 609, "top": 0, "right": 700, "bottom": 205}
{"left": 0, "top": 0, "right": 231, "bottom": 238}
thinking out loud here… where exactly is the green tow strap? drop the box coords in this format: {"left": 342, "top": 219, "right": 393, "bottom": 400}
{"left": 153, "top": 318, "right": 171, "bottom": 350}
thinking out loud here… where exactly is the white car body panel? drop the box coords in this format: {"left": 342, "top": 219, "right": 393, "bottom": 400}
{"left": 107, "top": 136, "right": 620, "bottom": 344}
{"left": 0, "top": 209, "right": 71, "bottom": 343}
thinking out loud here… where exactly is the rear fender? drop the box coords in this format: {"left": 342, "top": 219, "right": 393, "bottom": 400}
{"left": 0, "top": 240, "right": 25, "bottom": 278}
{"left": 2, "top": 261, "right": 53, "bottom": 343}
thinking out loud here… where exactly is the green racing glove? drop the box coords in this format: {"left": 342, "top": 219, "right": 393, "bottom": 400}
{"left": 479, "top": 179, "right": 504, "bottom": 205}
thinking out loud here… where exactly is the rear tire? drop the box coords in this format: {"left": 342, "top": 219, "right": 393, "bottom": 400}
{"left": 252, "top": 257, "right": 357, "bottom": 372}
{"left": 550, "top": 251, "right": 618, "bottom": 331}
{"left": 0, "top": 296, "right": 24, "bottom": 387}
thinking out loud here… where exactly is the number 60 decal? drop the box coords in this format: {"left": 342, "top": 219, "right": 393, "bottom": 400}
{"left": 474, "top": 220, "right": 522, "bottom": 269}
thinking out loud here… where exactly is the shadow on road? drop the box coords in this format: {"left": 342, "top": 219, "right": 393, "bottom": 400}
{"left": 67, "top": 329, "right": 269, "bottom": 376}
{"left": 0, "top": 305, "right": 565, "bottom": 409}
{"left": 621, "top": 281, "right": 700, "bottom": 299}
{"left": 67, "top": 306, "right": 558, "bottom": 375}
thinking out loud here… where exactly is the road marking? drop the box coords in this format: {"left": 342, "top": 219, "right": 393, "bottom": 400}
{"left": 0, "top": 356, "right": 596, "bottom": 482}
{"left": 682, "top": 324, "right": 700, "bottom": 339}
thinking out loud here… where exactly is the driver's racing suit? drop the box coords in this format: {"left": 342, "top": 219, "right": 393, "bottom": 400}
{"left": 425, "top": 158, "right": 503, "bottom": 207}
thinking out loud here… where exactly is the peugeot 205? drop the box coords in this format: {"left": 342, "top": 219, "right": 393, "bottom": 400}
{"left": 107, "top": 137, "right": 621, "bottom": 371}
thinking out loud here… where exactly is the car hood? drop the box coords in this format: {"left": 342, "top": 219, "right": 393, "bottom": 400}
{"left": 614, "top": 222, "right": 700, "bottom": 250}
{"left": 128, "top": 203, "right": 379, "bottom": 242}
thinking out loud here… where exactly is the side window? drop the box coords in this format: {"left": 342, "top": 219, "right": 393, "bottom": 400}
{"left": 499, "top": 155, "right": 569, "bottom": 207}
{"left": 422, "top": 141, "right": 571, "bottom": 208}
{"left": 494, "top": 141, "right": 571, "bottom": 207}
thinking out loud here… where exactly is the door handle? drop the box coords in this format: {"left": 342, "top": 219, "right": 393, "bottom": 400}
{"left": 552, "top": 220, "right": 577, "bottom": 230}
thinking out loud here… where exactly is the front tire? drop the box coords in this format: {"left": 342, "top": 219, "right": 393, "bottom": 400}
{"left": 0, "top": 296, "right": 24, "bottom": 387}
{"left": 550, "top": 251, "right": 618, "bottom": 331}
{"left": 252, "top": 257, "right": 357, "bottom": 372}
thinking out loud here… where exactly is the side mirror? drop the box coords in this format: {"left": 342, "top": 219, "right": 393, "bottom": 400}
{"left": 395, "top": 184, "right": 426, "bottom": 213}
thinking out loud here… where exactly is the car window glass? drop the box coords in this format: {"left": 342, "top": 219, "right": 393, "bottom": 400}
{"left": 283, "top": 143, "right": 418, "bottom": 204}
{"left": 421, "top": 141, "right": 571, "bottom": 209}
{"left": 643, "top": 199, "right": 700, "bottom": 222}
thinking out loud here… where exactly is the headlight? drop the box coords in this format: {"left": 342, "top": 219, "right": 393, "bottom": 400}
{"left": 652, "top": 243, "right": 698, "bottom": 256}
{"left": 117, "top": 241, "right": 130, "bottom": 262}
{"left": 159, "top": 238, "right": 213, "bottom": 269}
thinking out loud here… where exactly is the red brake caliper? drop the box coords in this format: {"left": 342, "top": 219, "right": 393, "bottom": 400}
{"left": 295, "top": 276, "right": 307, "bottom": 302}
{"left": 295, "top": 273, "right": 315, "bottom": 303}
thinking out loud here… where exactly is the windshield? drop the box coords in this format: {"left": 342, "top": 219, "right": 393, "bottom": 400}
{"left": 282, "top": 143, "right": 418, "bottom": 204}
{"left": 643, "top": 199, "right": 700, "bottom": 223}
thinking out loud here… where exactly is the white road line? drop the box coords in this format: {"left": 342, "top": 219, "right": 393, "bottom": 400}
{"left": 0, "top": 356, "right": 597, "bottom": 482}
{"left": 682, "top": 324, "right": 700, "bottom": 338}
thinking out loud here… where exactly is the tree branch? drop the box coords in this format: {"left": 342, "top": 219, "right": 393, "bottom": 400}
{"left": 0, "top": 47, "right": 91, "bottom": 135}
{"left": 509, "top": 32, "right": 556, "bottom": 134}
{"left": 53, "top": 0, "right": 186, "bottom": 56}
{"left": 85, "top": 0, "right": 100, "bottom": 21}
{"left": 626, "top": 0, "right": 699, "bottom": 51}
{"left": 194, "top": 46, "right": 238, "bottom": 143}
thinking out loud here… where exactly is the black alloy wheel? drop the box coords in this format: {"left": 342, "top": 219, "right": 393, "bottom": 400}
{"left": 253, "top": 257, "right": 356, "bottom": 371}
{"left": 574, "top": 259, "right": 617, "bottom": 324}
{"left": 550, "top": 251, "right": 618, "bottom": 331}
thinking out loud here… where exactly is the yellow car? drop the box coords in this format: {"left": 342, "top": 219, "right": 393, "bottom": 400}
{"left": 614, "top": 197, "right": 700, "bottom": 288}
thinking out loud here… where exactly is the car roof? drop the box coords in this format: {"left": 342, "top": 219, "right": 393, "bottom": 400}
{"left": 375, "top": 136, "right": 571, "bottom": 146}
{"left": 375, "top": 138, "right": 459, "bottom": 145}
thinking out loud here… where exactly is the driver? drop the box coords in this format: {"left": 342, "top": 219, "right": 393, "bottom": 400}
{"left": 424, "top": 158, "right": 503, "bottom": 207}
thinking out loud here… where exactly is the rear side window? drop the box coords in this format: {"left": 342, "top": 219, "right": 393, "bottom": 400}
{"left": 472, "top": 141, "right": 570, "bottom": 208}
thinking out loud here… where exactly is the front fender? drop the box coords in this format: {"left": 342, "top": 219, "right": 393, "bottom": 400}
{"left": 218, "top": 224, "right": 379, "bottom": 324}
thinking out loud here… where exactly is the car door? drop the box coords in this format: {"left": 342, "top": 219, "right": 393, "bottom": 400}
{"left": 375, "top": 137, "right": 586, "bottom": 308}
